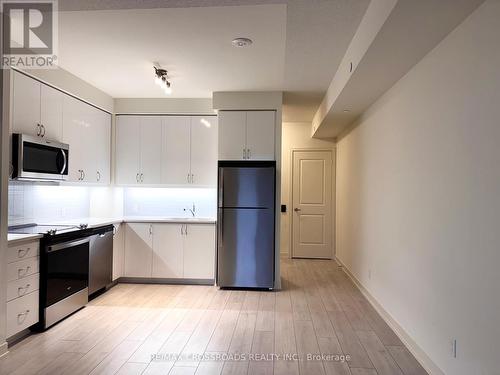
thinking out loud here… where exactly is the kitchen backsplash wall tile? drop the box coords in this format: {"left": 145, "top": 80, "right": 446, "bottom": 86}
{"left": 123, "top": 188, "right": 217, "bottom": 218}
{"left": 8, "top": 182, "right": 90, "bottom": 226}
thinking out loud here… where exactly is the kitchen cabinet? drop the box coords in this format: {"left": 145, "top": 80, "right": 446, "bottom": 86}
{"left": 12, "top": 70, "right": 63, "bottom": 140}
{"left": 161, "top": 116, "right": 191, "bottom": 185}
{"left": 115, "top": 116, "right": 162, "bottom": 185}
{"left": 218, "top": 110, "right": 275, "bottom": 160}
{"left": 62, "top": 96, "right": 111, "bottom": 184}
{"left": 124, "top": 222, "right": 215, "bottom": 281}
{"left": 183, "top": 224, "right": 215, "bottom": 279}
{"left": 190, "top": 116, "right": 218, "bottom": 186}
{"left": 124, "top": 223, "right": 153, "bottom": 277}
{"left": 117, "top": 115, "right": 218, "bottom": 186}
{"left": 218, "top": 111, "right": 246, "bottom": 160}
{"left": 5, "top": 239, "right": 40, "bottom": 338}
{"left": 152, "top": 224, "right": 184, "bottom": 278}
{"left": 112, "top": 223, "right": 125, "bottom": 281}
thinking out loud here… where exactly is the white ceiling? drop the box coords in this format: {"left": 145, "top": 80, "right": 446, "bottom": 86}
{"left": 57, "top": 0, "right": 370, "bottom": 120}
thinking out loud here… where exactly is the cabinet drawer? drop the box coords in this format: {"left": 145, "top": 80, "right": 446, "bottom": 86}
{"left": 7, "top": 241, "right": 40, "bottom": 263}
{"left": 7, "top": 257, "right": 39, "bottom": 282}
{"left": 6, "top": 290, "right": 39, "bottom": 337}
{"left": 7, "top": 273, "right": 40, "bottom": 302}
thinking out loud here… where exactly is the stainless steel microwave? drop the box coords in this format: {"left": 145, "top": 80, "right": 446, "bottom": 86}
{"left": 12, "top": 134, "right": 69, "bottom": 181}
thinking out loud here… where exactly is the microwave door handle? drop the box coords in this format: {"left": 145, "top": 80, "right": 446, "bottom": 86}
{"left": 60, "top": 149, "right": 67, "bottom": 174}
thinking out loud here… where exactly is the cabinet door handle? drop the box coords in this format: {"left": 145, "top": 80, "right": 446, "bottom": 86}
{"left": 191, "top": 174, "right": 194, "bottom": 184}
{"left": 243, "top": 148, "right": 246, "bottom": 159}
{"left": 36, "top": 124, "right": 41, "bottom": 136}
{"left": 17, "top": 248, "right": 30, "bottom": 258}
{"left": 149, "top": 225, "right": 153, "bottom": 235}
{"left": 41, "top": 125, "right": 46, "bottom": 137}
{"left": 18, "top": 266, "right": 31, "bottom": 278}
{"left": 187, "top": 173, "right": 190, "bottom": 183}
{"left": 18, "top": 284, "right": 30, "bottom": 297}
{"left": 82, "top": 170, "right": 85, "bottom": 181}
{"left": 185, "top": 225, "right": 188, "bottom": 236}
{"left": 136, "top": 173, "right": 140, "bottom": 183}
{"left": 17, "top": 310, "right": 30, "bottom": 322}
{"left": 247, "top": 148, "right": 251, "bottom": 159}
{"left": 97, "top": 171, "right": 101, "bottom": 182}
{"left": 141, "top": 173, "right": 144, "bottom": 183}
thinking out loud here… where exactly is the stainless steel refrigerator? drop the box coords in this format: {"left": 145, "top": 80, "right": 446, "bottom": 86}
{"left": 217, "top": 161, "right": 276, "bottom": 289}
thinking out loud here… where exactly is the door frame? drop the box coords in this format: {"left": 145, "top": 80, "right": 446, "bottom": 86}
{"left": 289, "top": 148, "right": 335, "bottom": 259}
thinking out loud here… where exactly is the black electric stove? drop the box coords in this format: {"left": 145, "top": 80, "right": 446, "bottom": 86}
{"left": 8, "top": 223, "right": 89, "bottom": 236}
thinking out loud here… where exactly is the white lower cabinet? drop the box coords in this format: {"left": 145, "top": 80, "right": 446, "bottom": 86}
{"left": 124, "top": 222, "right": 215, "bottom": 281}
{"left": 152, "top": 224, "right": 184, "bottom": 278}
{"left": 183, "top": 224, "right": 216, "bottom": 279}
{"left": 112, "top": 223, "right": 125, "bottom": 281}
{"left": 124, "top": 223, "right": 153, "bottom": 277}
{"left": 5, "top": 239, "right": 40, "bottom": 338}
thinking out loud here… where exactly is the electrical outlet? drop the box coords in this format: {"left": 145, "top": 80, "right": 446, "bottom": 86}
{"left": 451, "top": 339, "right": 457, "bottom": 358}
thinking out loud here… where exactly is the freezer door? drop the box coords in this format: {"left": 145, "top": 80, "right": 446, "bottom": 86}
{"left": 217, "top": 208, "right": 274, "bottom": 288}
{"left": 218, "top": 167, "right": 275, "bottom": 208}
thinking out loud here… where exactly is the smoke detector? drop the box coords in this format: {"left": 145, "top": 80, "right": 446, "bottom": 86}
{"left": 232, "top": 37, "right": 253, "bottom": 48}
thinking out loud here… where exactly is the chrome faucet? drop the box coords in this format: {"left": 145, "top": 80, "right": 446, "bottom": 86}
{"left": 184, "top": 203, "right": 196, "bottom": 217}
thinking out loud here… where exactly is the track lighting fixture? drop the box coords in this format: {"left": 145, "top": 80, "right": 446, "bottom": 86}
{"left": 154, "top": 66, "right": 172, "bottom": 95}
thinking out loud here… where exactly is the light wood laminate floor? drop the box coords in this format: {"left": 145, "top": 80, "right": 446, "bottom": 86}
{"left": 0, "top": 258, "right": 427, "bottom": 375}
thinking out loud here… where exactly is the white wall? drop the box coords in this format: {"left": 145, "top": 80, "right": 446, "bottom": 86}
{"left": 280, "top": 122, "right": 335, "bottom": 255}
{"left": 336, "top": 2, "right": 500, "bottom": 374}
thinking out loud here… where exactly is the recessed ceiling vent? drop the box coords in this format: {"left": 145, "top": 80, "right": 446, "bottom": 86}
{"left": 232, "top": 37, "right": 253, "bottom": 48}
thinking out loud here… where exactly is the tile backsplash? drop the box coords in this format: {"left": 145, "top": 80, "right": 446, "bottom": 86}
{"left": 123, "top": 187, "right": 217, "bottom": 218}
{"left": 8, "top": 182, "right": 90, "bottom": 226}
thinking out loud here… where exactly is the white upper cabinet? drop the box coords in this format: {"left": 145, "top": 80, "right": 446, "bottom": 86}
{"left": 161, "top": 116, "right": 191, "bottom": 185}
{"left": 191, "top": 116, "right": 218, "bottom": 186}
{"left": 116, "top": 115, "right": 218, "bottom": 186}
{"left": 94, "top": 110, "right": 111, "bottom": 185}
{"left": 62, "top": 96, "right": 111, "bottom": 184}
{"left": 116, "top": 116, "right": 141, "bottom": 185}
{"left": 12, "top": 71, "right": 41, "bottom": 137}
{"left": 116, "top": 116, "right": 162, "bottom": 185}
{"left": 12, "top": 71, "right": 63, "bottom": 141}
{"left": 218, "top": 111, "right": 246, "bottom": 160}
{"left": 40, "top": 84, "right": 63, "bottom": 141}
{"left": 218, "top": 110, "right": 275, "bottom": 160}
{"left": 245, "top": 111, "right": 275, "bottom": 160}
{"left": 140, "top": 117, "right": 162, "bottom": 184}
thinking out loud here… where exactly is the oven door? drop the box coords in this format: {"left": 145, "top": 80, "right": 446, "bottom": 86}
{"left": 45, "top": 238, "right": 89, "bottom": 307}
{"left": 13, "top": 134, "right": 69, "bottom": 181}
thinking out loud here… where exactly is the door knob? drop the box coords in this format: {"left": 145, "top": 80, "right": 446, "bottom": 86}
{"left": 294, "top": 208, "right": 301, "bottom": 212}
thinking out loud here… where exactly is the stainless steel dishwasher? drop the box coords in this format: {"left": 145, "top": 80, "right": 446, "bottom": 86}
{"left": 89, "top": 225, "right": 114, "bottom": 296}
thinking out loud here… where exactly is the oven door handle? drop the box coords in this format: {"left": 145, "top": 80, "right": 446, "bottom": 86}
{"left": 47, "top": 238, "right": 90, "bottom": 253}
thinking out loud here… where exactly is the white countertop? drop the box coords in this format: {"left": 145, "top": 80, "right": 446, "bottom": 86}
{"left": 7, "top": 233, "right": 43, "bottom": 244}
{"left": 8, "top": 217, "right": 216, "bottom": 244}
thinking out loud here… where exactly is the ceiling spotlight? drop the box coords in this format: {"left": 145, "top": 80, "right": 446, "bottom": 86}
{"left": 232, "top": 37, "right": 253, "bottom": 48}
{"left": 154, "top": 66, "right": 172, "bottom": 95}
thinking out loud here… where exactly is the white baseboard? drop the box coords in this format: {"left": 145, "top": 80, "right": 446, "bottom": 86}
{"left": 0, "top": 341, "right": 8, "bottom": 358}
{"left": 337, "top": 258, "right": 444, "bottom": 375}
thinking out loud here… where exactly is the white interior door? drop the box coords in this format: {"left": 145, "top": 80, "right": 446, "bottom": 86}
{"left": 140, "top": 116, "right": 162, "bottom": 184}
{"left": 12, "top": 71, "right": 41, "bottom": 136}
{"left": 152, "top": 224, "right": 184, "bottom": 278}
{"left": 124, "top": 223, "right": 153, "bottom": 277}
{"left": 190, "top": 116, "right": 218, "bottom": 186}
{"left": 218, "top": 111, "right": 246, "bottom": 160}
{"left": 245, "top": 111, "right": 275, "bottom": 160}
{"left": 40, "top": 84, "right": 63, "bottom": 141}
{"left": 116, "top": 116, "right": 141, "bottom": 185}
{"left": 161, "top": 116, "right": 191, "bottom": 185}
{"left": 183, "top": 224, "right": 215, "bottom": 279}
{"left": 292, "top": 150, "right": 333, "bottom": 259}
